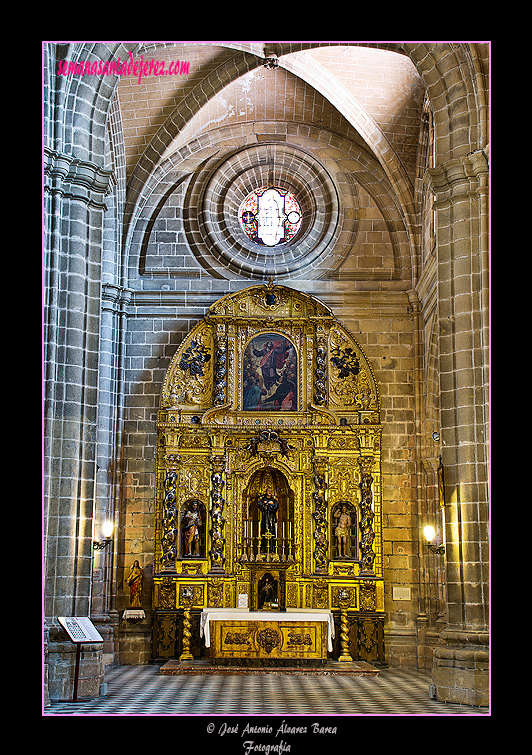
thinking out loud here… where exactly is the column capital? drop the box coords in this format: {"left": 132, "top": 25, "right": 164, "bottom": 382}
{"left": 101, "top": 283, "right": 133, "bottom": 314}
{"left": 424, "top": 148, "right": 489, "bottom": 202}
{"left": 44, "top": 147, "right": 114, "bottom": 208}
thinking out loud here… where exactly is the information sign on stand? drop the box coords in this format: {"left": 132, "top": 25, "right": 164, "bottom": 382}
{"left": 57, "top": 617, "right": 103, "bottom": 702}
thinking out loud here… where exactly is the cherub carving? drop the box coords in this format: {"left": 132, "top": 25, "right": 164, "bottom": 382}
{"left": 330, "top": 347, "right": 360, "bottom": 379}
{"left": 179, "top": 340, "right": 211, "bottom": 377}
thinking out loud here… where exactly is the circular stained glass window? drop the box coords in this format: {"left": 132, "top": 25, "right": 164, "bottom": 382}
{"left": 240, "top": 187, "right": 302, "bottom": 247}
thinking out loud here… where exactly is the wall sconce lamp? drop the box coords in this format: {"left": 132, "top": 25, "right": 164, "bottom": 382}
{"left": 93, "top": 521, "right": 114, "bottom": 550}
{"left": 424, "top": 525, "right": 445, "bottom": 555}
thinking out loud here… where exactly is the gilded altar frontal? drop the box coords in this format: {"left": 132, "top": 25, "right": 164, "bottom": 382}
{"left": 152, "top": 282, "right": 386, "bottom": 663}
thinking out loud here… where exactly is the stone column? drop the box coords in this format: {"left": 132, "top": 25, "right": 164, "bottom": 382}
{"left": 426, "top": 150, "right": 489, "bottom": 706}
{"left": 43, "top": 147, "right": 112, "bottom": 697}
{"left": 91, "top": 283, "right": 131, "bottom": 661}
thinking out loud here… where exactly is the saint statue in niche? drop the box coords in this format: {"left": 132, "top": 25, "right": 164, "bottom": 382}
{"left": 243, "top": 334, "right": 297, "bottom": 411}
{"left": 333, "top": 503, "right": 353, "bottom": 559}
{"left": 258, "top": 572, "right": 278, "bottom": 610}
{"left": 182, "top": 500, "right": 202, "bottom": 557}
{"left": 258, "top": 486, "right": 279, "bottom": 550}
{"left": 126, "top": 560, "right": 144, "bottom": 607}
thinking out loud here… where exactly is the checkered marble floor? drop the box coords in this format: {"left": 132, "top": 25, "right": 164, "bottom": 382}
{"left": 44, "top": 665, "right": 488, "bottom": 716}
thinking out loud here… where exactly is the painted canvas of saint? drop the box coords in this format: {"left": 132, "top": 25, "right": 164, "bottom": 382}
{"left": 242, "top": 334, "right": 297, "bottom": 411}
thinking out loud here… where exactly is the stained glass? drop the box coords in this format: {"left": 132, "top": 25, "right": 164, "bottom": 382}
{"left": 240, "top": 188, "right": 302, "bottom": 246}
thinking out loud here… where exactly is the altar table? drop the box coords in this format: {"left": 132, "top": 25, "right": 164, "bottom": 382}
{"left": 200, "top": 609, "right": 334, "bottom": 663}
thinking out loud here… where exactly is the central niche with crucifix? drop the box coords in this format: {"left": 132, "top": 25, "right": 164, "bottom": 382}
{"left": 240, "top": 467, "right": 295, "bottom": 610}
{"left": 152, "top": 281, "right": 385, "bottom": 662}
{"left": 243, "top": 467, "right": 294, "bottom": 557}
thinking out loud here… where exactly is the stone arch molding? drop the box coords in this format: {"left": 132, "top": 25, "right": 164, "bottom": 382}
{"left": 122, "top": 46, "right": 417, "bottom": 263}
{"left": 49, "top": 42, "right": 487, "bottom": 189}
{"left": 183, "top": 143, "right": 344, "bottom": 279}
{"left": 129, "top": 124, "right": 412, "bottom": 283}
{"left": 123, "top": 45, "right": 416, "bottom": 234}
{"left": 114, "top": 42, "right": 487, "bottom": 284}
{"left": 45, "top": 41, "right": 487, "bottom": 291}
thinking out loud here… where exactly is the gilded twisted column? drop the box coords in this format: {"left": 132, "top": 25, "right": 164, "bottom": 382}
{"left": 337, "top": 589, "right": 353, "bottom": 663}
{"left": 312, "top": 457, "right": 328, "bottom": 574}
{"left": 314, "top": 336, "right": 327, "bottom": 405}
{"left": 209, "top": 453, "right": 226, "bottom": 574}
{"left": 358, "top": 457, "right": 375, "bottom": 577}
{"left": 179, "top": 589, "right": 194, "bottom": 662}
{"left": 161, "top": 456, "right": 179, "bottom": 572}
{"left": 213, "top": 333, "right": 227, "bottom": 406}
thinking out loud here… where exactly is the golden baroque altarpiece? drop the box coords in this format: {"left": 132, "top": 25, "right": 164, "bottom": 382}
{"left": 152, "top": 282, "right": 385, "bottom": 663}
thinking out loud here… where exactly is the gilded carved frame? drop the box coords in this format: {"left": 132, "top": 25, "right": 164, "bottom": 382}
{"left": 154, "top": 282, "right": 383, "bottom": 618}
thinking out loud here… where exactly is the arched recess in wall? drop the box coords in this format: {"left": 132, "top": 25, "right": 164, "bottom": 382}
{"left": 118, "top": 43, "right": 488, "bottom": 290}
{"left": 279, "top": 48, "right": 418, "bottom": 240}
{"left": 121, "top": 48, "right": 263, "bottom": 240}
{"left": 54, "top": 42, "right": 137, "bottom": 162}
{"left": 121, "top": 46, "right": 421, "bottom": 274}
{"left": 52, "top": 42, "right": 486, "bottom": 190}
{"left": 48, "top": 41, "right": 487, "bottom": 293}
{"left": 128, "top": 125, "right": 412, "bottom": 284}
{"left": 403, "top": 42, "right": 487, "bottom": 161}
{"left": 183, "top": 142, "right": 342, "bottom": 279}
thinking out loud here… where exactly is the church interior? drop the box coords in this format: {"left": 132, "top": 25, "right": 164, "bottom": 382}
{"left": 43, "top": 41, "right": 490, "bottom": 713}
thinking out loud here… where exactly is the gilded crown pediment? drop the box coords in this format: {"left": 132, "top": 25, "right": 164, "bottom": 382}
{"left": 207, "top": 279, "right": 334, "bottom": 321}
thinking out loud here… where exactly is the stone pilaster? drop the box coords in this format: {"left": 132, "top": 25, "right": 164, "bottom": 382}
{"left": 425, "top": 150, "right": 489, "bottom": 705}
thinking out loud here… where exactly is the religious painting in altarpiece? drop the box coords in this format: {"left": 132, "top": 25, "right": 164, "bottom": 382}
{"left": 152, "top": 281, "right": 384, "bottom": 660}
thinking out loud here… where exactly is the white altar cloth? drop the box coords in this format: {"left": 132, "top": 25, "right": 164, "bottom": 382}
{"left": 200, "top": 609, "right": 335, "bottom": 652}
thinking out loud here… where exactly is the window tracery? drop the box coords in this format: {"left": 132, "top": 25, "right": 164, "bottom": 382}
{"left": 240, "top": 187, "right": 302, "bottom": 246}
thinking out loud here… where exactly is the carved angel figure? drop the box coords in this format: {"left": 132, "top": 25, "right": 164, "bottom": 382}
{"left": 179, "top": 340, "right": 211, "bottom": 377}
{"left": 246, "top": 436, "right": 260, "bottom": 457}
{"left": 278, "top": 437, "right": 294, "bottom": 458}
{"left": 330, "top": 347, "right": 360, "bottom": 379}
